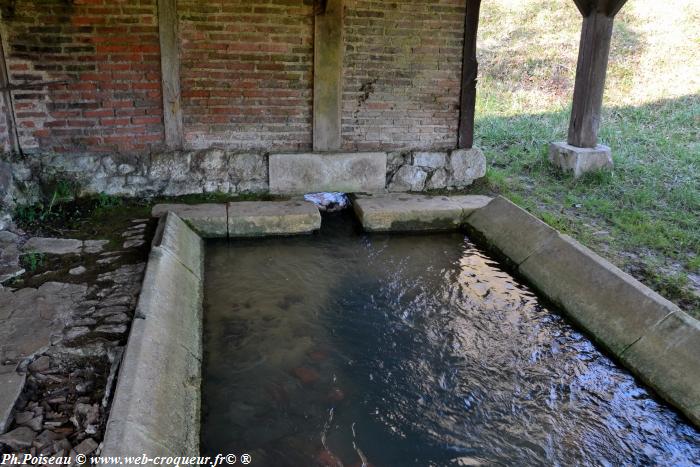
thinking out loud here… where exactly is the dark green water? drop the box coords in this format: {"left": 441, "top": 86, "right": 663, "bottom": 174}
{"left": 202, "top": 213, "right": 699, "bottom": 466}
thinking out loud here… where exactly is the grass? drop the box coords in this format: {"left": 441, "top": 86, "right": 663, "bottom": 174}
{"left": 472, "top": 0, "right": 700, "bottom": 317}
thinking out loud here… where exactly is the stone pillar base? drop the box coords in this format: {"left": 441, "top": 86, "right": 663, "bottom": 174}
{"left": 549, "top": 142, "right": 613, "bottom": 178}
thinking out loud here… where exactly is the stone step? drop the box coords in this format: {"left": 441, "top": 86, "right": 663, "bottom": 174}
{"left": 152, "top": 201, "right": 322, "bottom": 238}
{"left": 352, "top": 193, "right": 492, "bottom": 232}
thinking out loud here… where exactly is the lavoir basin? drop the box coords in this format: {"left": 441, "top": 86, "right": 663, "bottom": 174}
{"left": 201, "top": 213, "right": 700, "bottom": 466}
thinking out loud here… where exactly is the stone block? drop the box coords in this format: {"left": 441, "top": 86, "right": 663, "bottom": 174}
{"left": 413, "top": 151, "right": 447, "bottom": 168}
{"left": 353, "top": 194, "right": 463, "bottom": 232}
{"left": 449, "top": 148, "right": 486, "bottom": 186}
{"left": 151, "top": 203, "right": 228, "bottom": 238}
{"left": 464, "top": 196, "right": 558, "bottom": 264}
{"left": 519, "top": 234, "right": 676, "bottom": 356}
{"left": 227, "top": 200, "right": 321, "bottom": 237}
{"left": 388, "top": 165, "right": 427, "bottom": 192}
{"left": 269, "top": 152, "right": 386, "bottom": 194}
{"left": 620, "top": 311, "right": 700, "bottom": 426}
{"left": 549, "top": 141, "right": 613, "bottom": 178}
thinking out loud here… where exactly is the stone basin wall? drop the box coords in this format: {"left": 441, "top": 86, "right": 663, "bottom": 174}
{"left": 0, "top": 148, "right": 486, "bottom": 229}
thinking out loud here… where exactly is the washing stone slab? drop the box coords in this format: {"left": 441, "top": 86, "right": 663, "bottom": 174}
{"left": 518, "top": 233, "right": 676, "bottom": 357}
{"left": 102, "top": 213, "right": 202, "bottom": 458}
{"left": 227, "top": 200, "right": 321, "bottom": 237}
{"left": 620, "top": 311, "right": 700, "bottom": 426}
{"left": 152, "top": 212, "right": 204, "bottom": 279}
{"left": 151, "top": 203, "right": 227, "bottom": 238}
{"left": 464, "top": 196, "right": 558, "bottom": 265}
{"left": 269, "top": 152, "right": 386, "bottom": 194}
{"left": 353, "top": 194, "right": 491, "bottom": 232}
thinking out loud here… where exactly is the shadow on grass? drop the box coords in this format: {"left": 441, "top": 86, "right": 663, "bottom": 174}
{"left": 470, "top": 94, "right": 700, "bottom": 316}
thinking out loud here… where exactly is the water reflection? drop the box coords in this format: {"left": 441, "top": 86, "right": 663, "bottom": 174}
{"left": 202, "top": 213, "right": 700, "bottom": 466}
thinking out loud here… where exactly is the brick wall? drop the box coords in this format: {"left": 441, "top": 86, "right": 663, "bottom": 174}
{"left": 342, "top": 0, "right": 465, "bottom": 151}
{"left": 177, "top": 0, "right": 314, "bottom": 152}
{"left": 0, "top": 0, "right": 164, "bottom": 155}
{"left": 0, "top": 0, "right": 466, "bottom": 156}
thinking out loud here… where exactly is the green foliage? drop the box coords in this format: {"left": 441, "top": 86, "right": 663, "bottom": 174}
{"left": 21, "top": 251, "right": 46, "bottom": 273}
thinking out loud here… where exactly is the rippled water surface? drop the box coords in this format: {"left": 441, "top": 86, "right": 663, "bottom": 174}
{"left": 202, "top": 214, "right": 700, "bottom": 466}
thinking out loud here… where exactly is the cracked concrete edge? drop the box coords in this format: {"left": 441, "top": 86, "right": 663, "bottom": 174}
{"left": 101, "top": 213, "right": 203, "bottom": 458}
{"left": 465, "top": 195, "right": 699, "bottom": 428}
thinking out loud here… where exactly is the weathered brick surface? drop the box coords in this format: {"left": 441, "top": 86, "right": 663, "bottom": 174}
{"left": 0, "top": 0, "right": 164, "bottom": 154}
{"left": 342, "top": 0, "right": 465, "bottom": 152}
{"left": 177, "top": 0, "right": 314, "bottom": 152}
{"left": 0, "top": 0, "right": 467, "bottom": 156}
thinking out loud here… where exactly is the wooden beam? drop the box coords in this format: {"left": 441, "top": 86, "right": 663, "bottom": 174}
{"left": 157, "top": 0, "right": 184, "bottom": 149}
{"left": 0, "top": 32, "right": 20, "bottom": 154}
{"left": 313, "top": 0, "right": 343, "bottom": 152}
{"left": 457, "top": 0, "right": 481, "bottom": 149}
{"left": 567, "top": 10, "right": 615, "bottom": 148}
{"left": 571, "top": 0, "right": 593, "bottom": 17}
{"left": 605, "top": 0, "right": 628, "bottom": 18}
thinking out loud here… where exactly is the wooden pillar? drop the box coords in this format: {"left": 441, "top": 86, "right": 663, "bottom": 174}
{"left": 0, "top": 32, "right": 20, "bottom": 154}
{"left": 457, "top": 0, "right": 481, "bottom": 149}
{"left": 157, "top": 0, "right": 184, "bottom": 149}
{"left": 313, "top": 0, "right": 343, "bottom": 152}
{"left": 567, "top": 0, "right": 627, "bottom": 148}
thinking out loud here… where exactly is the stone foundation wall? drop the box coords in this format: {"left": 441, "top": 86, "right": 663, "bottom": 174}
{"left": 0, "top": 148, "right": 486, "bottom": 226}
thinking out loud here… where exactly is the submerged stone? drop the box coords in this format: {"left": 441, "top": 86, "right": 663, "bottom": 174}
{"left": 291, "top": 367, "right": 320, "bottom": 385}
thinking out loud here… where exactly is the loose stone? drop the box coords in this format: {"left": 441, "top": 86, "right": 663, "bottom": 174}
{"left": 69, "top": 266, "right": 87, "bottom": 276}
{"left": 0, "top": 426, "right": 36, "bottom": 450}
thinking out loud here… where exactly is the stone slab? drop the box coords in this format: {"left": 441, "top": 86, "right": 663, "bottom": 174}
{"left": 353, "top": 194, "right": 465, "bottom": 232}
{"left": 549, "top": 141, "right": 613, "bottom": 178}
{"left": 227, "top": 201, "right": 321, "bottom": 237}
{"left": 620, "top": 311, "right": 700, "bottom": 426}
{"left": 0, "top": 365, "right": 25, "bottom": 434}
{"left": 151, "top": 203, "right": 227, "bottom": 238}
{"left": 21, "top": 237, "right": 83, "bottom": 255}
{"left": 152, "top": 212, "right": 204, "bottom": 279}
{"left": 464, "top": 196, "right": 558, "bottom": 264}
{"left": 269, "top": 152, "right": 386, "bottom": 194}
{"left": 518, "top": 234, "right": 676, "bottom": 356}
{"left": 449, "top": 195, "right": 493, "bottom": 217}
{"left": 0, "top": 282, "right": 87, "bottom": 363}
{"left": 102, "top": 215, "right": 202, "bottom": 458}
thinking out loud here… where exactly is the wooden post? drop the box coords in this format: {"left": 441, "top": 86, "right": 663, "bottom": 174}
{"left": 313, "top": 0, "right": 343, "bottom": 152}
{"left": 157, "top": 0, "right": 184, "bottom": 149}
{"left": 458, "top": 0, "right": 481, "bottom": 149}
{"left": 0, "top": 32, "right": 20, "bottom": 154}
{"left": 567, "top": 0, "right": 627, "bottom": 148}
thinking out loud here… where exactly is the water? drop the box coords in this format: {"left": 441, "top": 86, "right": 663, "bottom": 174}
{"left": 202, "top": 213, "right": 700, "bottom": 466}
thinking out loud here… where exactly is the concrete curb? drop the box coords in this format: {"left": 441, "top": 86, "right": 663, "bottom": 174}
{"left": 101, "top": 212, "right": 203, "bottom": 458}
{"left": 353, "top": 194, "right": 492, "bottom": 232}
{"left": 464, "top": 195, "right": 700, "bottom": 427}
